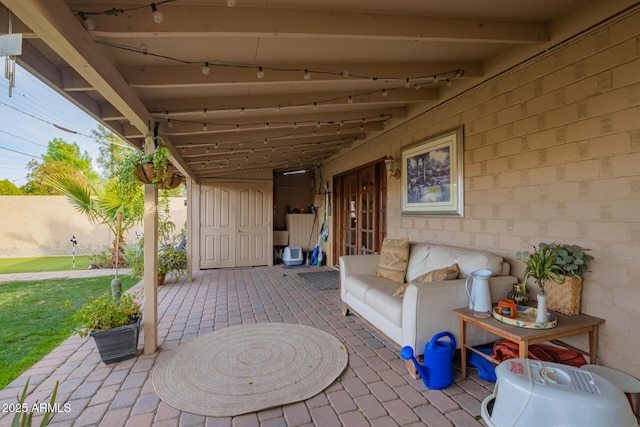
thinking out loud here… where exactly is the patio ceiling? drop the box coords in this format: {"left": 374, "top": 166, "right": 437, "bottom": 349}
{"left": 0, "top": 0, "right": 630, "bottom": 182}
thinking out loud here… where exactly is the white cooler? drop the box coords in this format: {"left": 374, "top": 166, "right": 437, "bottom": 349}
{"left": 482, "top": 358, "right": 638, "bottom": 427}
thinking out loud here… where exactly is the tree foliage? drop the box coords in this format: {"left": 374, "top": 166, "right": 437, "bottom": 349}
{"left": 0, "top": 179, "right": 22, "bottom": 195}
{"left": 24, "top": 138, "right": 96, "bottom": 194}
{"left": 92, "top": 125, "right": 135, "bottom": 179}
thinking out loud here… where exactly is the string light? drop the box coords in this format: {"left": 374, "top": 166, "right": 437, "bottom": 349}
{"left": 304, "top": 69, "right": 311, "bottom": 80}
{"left": 202, "top": 62, "right": 210, "bottom": 75}
{"left": 79, "top": 12, "right": 96, "bottom": 30}
{"left": 73, "top": 1, "right": 176, "bottom": 29}
{"left": 257, "top": 66, "right": 264, "bottom": 79}
{"left": 150, "top": 3, "right": 164, "bottom": 23}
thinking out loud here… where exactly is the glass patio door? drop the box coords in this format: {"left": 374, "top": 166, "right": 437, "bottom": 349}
{"left": 334, "top": 162, "right": 386, "bottom": 264}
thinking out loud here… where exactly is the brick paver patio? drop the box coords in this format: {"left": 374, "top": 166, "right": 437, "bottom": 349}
{"left": 0, "top": 265, "right": 496, "bottom": 427}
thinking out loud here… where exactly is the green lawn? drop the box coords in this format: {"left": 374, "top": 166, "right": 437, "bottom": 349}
{"left": 0, "top": 256, "right": 94, "bottom": 274}
{"left": 0, "top": 276, "right": 138, "bottom": 389}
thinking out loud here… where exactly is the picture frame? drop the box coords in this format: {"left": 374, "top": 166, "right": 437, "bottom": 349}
{"left": 401, "top": 126, "right": 464, "bottom": 217}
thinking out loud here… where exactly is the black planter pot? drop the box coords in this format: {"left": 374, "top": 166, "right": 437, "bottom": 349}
{"left": 90, "top": 316, "right": 141, "bottom": 364}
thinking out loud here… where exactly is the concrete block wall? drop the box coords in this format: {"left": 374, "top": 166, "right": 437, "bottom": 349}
{"left": 324, "top": 10, "right": 640, "bottom": 376}
{"left": 0, "top": 196, "right": 187, "bottom": 258}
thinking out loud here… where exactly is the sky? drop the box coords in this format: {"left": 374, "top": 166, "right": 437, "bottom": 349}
{"left": 0, "top": 63, "right": 105, "bottom": 186}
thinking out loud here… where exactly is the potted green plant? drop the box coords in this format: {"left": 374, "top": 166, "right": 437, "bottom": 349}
{"left": 541, "top": 242, "right": 594, "bottom": 315}
{"left": 158, "top": 243, "right": 187, "bottom": 285}
{"left": 68, "top": 293, "right": 142, "bottom": 364}
{"left": 516, "top": 244, "right": 562, "bottom": 322}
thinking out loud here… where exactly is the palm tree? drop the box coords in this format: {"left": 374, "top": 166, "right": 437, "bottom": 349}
{"left": 45, "top": 174, "right": 143, "bottom": 268}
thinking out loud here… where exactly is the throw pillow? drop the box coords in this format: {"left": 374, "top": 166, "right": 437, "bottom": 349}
{"left": 375, "top": 237, "right": 410, "bottom": 283}
{"left": 393, "top": 263, "right": 459, "bottom": 297}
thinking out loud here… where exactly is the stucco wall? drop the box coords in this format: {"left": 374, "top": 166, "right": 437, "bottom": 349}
{"left": 0, "top": 196, "right": 187, "bottom": 257}
{"left": 323, "top": 11, "right": 640, "bottom": 376}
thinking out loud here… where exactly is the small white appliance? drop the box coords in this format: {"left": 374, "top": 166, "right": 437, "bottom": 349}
{"left": 282, "top": 246, "right": 303, "bottom": 266}
{"left": 482, "top": 358, "right": 639, "bottom": 427}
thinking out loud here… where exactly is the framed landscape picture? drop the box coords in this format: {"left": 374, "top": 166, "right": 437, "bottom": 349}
{"left": 401, "top": 127, "right": 464, "bottom": 217}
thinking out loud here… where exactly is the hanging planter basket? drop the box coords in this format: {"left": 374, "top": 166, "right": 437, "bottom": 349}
{"left": 159, "top": 173, "right": 184, "bottom": 190}
{"left": 135, "top": 162, "right": 179, "bottom": 188}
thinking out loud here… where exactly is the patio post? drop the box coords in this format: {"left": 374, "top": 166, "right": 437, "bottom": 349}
{"left": 143, "top": 183, "right": 158, "bottom": 354}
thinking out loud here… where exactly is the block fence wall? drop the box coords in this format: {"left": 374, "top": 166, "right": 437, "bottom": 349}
{"left": 0, "top": 196, "right": 187, "bottom": 258}
{"left": 323, "top": 10, "right": 640, "bottom": 376}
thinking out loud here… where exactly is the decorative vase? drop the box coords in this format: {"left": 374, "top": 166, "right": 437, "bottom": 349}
{"left": 536, "top": 293, "right": 548, "bottom": 323}
{"left": 507, "top": 283, "right": 529, "bottom": 306}
{"left": 546, "top": 275, "right": 582, "bottom": 315}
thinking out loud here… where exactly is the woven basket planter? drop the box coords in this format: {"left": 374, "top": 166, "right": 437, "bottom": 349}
{"left": 135, "top": 163, "right": 176, "bottom": 186}
{"left": 90, "top": 316, "right": 141, "bottom": 364}
{"left": 545, "top": 275, "right": 583, "bottom": 315}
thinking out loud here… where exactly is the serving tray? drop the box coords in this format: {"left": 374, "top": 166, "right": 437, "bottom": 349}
{"left": 492, "top": 306, "right": 557, "bottom": 329}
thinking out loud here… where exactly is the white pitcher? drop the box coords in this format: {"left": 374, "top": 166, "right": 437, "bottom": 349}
{"left": 465, "top": 269, "right": 493, "bottom": 318}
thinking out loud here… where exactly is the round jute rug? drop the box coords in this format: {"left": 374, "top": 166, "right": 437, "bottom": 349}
{"left": 152, "top": 323, "right": 348, "bottom": 417}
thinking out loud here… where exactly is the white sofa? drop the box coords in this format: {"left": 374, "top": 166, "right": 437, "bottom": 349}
{"left": 339, "top": 241, "right": 518, "bottom": 377}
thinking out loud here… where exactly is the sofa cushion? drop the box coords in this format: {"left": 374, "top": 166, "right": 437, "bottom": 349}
{"left": 375, "top": 237, "right": 410, "bottom": 283}
{"left": 344, "top": 274, "right": 394, "bottom": 302}
{"left": 365, "top": 282, "right": 403, "bottom": 326}
{"left": 405, "top": 242, "right": 431, "bottom": 283}
{"left": 393, "top": 263, "right": 459, "bottom": 297}
{"left": 418, "top": 244, "right": 504, "bottom": 279}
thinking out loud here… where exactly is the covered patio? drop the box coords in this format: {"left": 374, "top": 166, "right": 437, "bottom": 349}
{"left": 0, "top": 267, "right": 495, "bottom": 427}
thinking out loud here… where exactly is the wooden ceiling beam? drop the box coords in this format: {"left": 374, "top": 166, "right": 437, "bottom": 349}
{"left": 109, "top": 63, "right": 481, "bottom": 88}
{"left": 1, "top": 0, "right": 152, "bottom": 135}
{"left": 84, "top": 5, "right": 548, "bottom": 44}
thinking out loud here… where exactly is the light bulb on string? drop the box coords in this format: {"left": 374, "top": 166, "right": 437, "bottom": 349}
{"left": 202, "top": 62, "right": 210, "bottom": 75}
{"left": 79, "top": 12, "right": 96, "bottom": 30}
{"left": 150, "top": 3, "right": 164, "bottom": 23}
{"left": 202, "top": 108, "right": 207, "bottom": 118}
{"left": 304, "top": 69, "right": 311, "bottom": 80}
{"left": 257, "top": 66, "right": 264, "bottom": 79}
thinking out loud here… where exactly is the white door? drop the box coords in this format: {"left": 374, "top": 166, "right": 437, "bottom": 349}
{"left": 200, "top": 183, "right": 270, "bottom": 269}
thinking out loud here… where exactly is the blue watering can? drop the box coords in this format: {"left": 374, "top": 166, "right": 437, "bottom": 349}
{"left": 400, "top": 332, "right": 456, "bottom": 390}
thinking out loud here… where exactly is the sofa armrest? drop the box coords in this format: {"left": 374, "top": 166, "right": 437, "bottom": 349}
{"left": 339, "top": 254, "right": 380, "bottom": 279}
{"left": 401, "top": 276, "right": 517, "bottom": 354}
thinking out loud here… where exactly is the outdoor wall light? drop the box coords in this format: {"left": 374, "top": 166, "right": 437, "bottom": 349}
{"left": 385, "top": 156, "right": 401, "bottom": 179}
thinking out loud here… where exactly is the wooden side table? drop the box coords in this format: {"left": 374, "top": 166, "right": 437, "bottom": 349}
{"left": 453, "top": 307, "right": 605, "bottom": 380}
